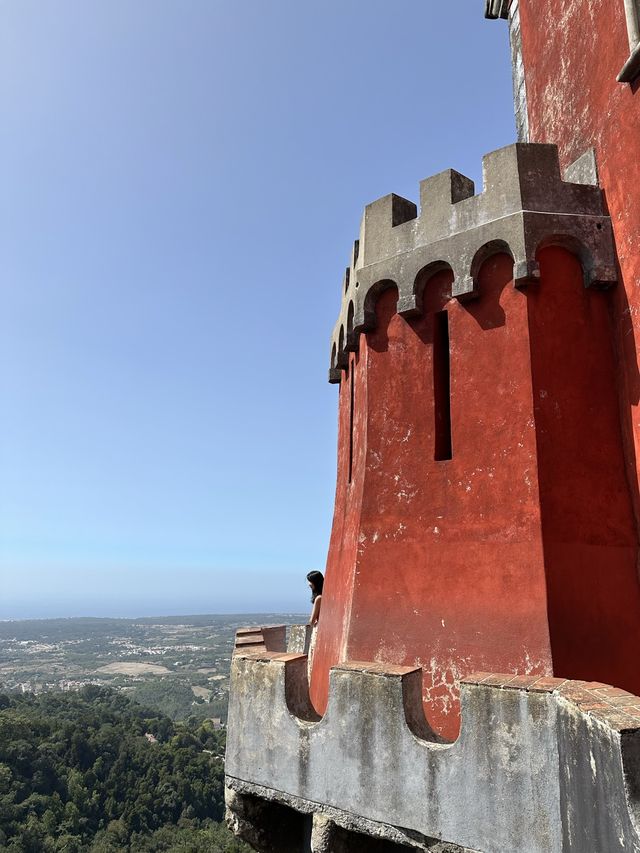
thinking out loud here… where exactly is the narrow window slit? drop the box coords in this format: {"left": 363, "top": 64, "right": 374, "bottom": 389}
{"left": 348, "top": 361, "right": 355, "bottom": 483}
{"left": 434, "top": 311, "right": 452, "bottom": 461}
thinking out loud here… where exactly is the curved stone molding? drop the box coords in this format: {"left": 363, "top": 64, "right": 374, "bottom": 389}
{"left": 328, "top": 143, "right": 617, "bottom": 382}
{"left": 226, "top": 652, "right": 640, "bottom": 852}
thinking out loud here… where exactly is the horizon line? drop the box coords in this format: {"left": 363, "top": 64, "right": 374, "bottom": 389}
{"left": 0, "top": 611, "right": 308, "bottom": 624}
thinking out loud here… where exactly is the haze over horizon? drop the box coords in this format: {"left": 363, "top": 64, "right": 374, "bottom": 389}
{"left": 1, "top": 1, "right": 516, "bottom": 620}
{"left": 0, "top": 603, "right": 310, "bottom": 622}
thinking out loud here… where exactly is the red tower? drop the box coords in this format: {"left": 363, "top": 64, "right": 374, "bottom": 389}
{"left": 312, "top": 125, "right": 640, "bottom": 741}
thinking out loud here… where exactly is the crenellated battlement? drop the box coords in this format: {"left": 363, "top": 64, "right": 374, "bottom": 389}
{"left": 226, "top": 642, "right": 640, "bottom": 853}
{"left": 329, "top": 143, "right": 617, "bottom": 382}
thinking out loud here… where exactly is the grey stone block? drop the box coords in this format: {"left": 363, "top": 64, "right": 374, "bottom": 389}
{"left": 287, "top": 625, "right": 313, "bottom": 655}
{"left": 564, "top": 148, "right": 599, "bottom": 187}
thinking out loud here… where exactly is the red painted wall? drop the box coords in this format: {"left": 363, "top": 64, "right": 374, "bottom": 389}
{"left": 313, "top": 248, "right": 640, "bottom": 739}
{"left": 309, "top": 354, "right": 364, "bottom": 711}
{"left": 313, "top": 257, "right": 555, "bottom": 740}
{"left": 517, "top": 0, "right": 640, "bottom": 522}
{"left": 529, "top": 246, "right": 640, "bottom": 692}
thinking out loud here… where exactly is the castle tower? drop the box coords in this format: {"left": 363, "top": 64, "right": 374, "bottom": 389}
{"left": 312, "top": 140, "right": 640, "bottom": 741}
{"left": 225, "top": 5, "right": 640, "bottom": 851}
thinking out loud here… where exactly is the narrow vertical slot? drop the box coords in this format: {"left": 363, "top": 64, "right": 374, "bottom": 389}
{"left": 348, "top": 361, "right": 355, "bottom": 484}
{"left": 434, "top": 311, "right": 452, "bottom": 461}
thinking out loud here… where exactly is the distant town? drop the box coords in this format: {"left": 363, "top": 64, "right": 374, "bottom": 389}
{"left": 0, "top": 613, "right": 304, "bottom": 721}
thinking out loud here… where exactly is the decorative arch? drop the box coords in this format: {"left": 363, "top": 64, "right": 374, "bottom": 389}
{"left": 346, "top": 301, "right": 357, "bottom": 351}
{"left": 362, "top": 279, "right": 399, "bottom": 331}
{"left": 470, "top": 240, "right": 515, "bottom": 290}
{"left": 534, "top": 234, "right": 613, "bottom": 289}
{"left": 335, "top": 325, "right": 349, "bottom": 370}
{"left": 412, "top": 261, "right": 455, "bottom": 315}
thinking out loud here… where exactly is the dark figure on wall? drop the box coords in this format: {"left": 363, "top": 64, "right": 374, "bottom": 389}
{"left": 307, "top": 571, "right": 324, "bottom": 626}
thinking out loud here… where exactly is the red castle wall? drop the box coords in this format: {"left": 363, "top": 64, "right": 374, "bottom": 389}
{"left": 516, "top": 0, "right": 640, "bottom": 519}
{"left": 528, "top": 247, "right": 640, "bottom": 691}
{"left": 312, "top": 247, "right": 640, "bottom": 740}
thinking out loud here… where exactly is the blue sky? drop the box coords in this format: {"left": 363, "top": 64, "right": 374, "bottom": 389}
{"left": 0, "top": 1, "right": 515, "bottom": 619}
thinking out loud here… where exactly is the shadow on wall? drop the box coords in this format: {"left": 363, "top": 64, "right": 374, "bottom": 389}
{"left": 365, "top": 282, "right": 399, "bottom": 354}
{"left": 528, "top": 244, "right": 640, "bottom": 694}
{"left": 460, "top": 252, "right": 510, "bottom": 331}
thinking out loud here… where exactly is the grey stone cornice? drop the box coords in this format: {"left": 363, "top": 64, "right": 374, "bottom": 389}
{"left": 329, "top": 143, "right": 617, "bottom": 383}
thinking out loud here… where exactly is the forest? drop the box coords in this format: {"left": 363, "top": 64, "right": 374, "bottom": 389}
{"left": 0, "top": 686, "right": 251, "bottom": 852}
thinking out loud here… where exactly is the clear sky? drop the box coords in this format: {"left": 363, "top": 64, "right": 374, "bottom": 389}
{"left": 0, "top": 1, "right": 515, "bottom": 619}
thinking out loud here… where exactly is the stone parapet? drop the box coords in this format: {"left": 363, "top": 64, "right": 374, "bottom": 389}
{"left": 232, "top": 625, "right": 313, "bottom": 657}
{"left": 225, "top": 651, "right": 640, "bottom": 853}
{"left": 287, "top": 624, "right": 313, "bottom": 655}
{"left": 232, "top": 625, "right": 287, "bottom": 656}
{"left": 329, "top": 143, "right": 617, "bottom": 382}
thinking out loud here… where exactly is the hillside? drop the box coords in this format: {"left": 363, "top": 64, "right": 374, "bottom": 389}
{"left": 0, "top": 686, "right": 251, "bottom": 852}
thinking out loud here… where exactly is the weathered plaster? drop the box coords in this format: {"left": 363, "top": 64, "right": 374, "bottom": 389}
{"left": 226, "top": 654, "right": 640, "bottom": 852}
{"left": 513, "top": 0, "right": 640, "bottom": 530}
